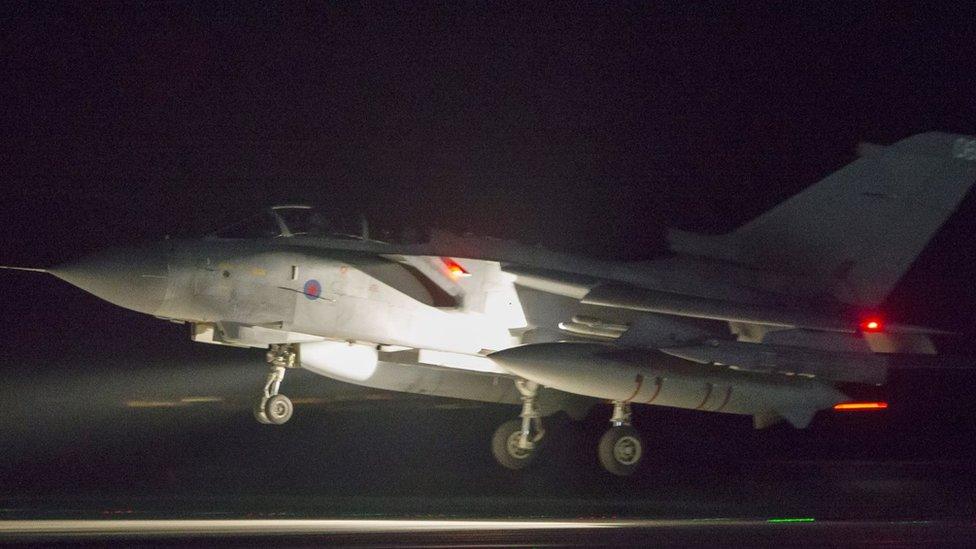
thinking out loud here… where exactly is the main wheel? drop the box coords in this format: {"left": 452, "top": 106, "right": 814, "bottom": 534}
{"left": 263, "top": 394, "right": 294, "bottom": 425}
{"left": 598, "top": 425, "right": 643, "bottom": 476}
{"left": 253, "top": 401, "right": 271, "bottom": 424}
{"left": 491, "top": 419, "right": 538, "bottom": 470}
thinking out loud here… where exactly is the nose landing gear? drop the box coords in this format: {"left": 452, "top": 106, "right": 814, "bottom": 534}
{"left": 254, "top": 344, "right": 298, "bottom": 425}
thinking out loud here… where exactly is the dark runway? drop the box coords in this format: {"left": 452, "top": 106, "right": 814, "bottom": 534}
{"left": 2, "top": 517, "right": 975, "bottom": 547}
{"left": 1, "top": 335, "right": 976, "bottom": 546}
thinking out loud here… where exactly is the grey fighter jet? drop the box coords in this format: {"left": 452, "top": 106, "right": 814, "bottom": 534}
{"left": 4, "top": 132, "right": 975, "bottom": 476}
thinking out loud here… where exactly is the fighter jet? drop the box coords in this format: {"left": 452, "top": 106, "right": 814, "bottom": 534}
{"left": 4, "top": 132, "right": 975, "bottom": 476}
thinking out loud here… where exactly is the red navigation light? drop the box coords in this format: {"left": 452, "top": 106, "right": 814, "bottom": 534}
{"left": 833, "top": 401, "right": 888, "bottom": 411}
{"left": 441, "top": 257, "right": 471, "bottom": 280}
{"left": 859, "top": 317, "right": 883, "bottom": 333}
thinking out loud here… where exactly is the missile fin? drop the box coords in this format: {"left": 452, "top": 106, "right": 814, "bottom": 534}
{"left": 775, "top": 406, "right": 818, "bottom": 429}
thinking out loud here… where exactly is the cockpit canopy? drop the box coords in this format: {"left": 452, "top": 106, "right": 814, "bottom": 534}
{"left": 210, "top": 205, "right": 370, "bottom": 240}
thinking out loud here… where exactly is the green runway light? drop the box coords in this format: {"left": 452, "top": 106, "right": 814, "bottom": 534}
{"left": 767, "top": 517, "right": 816, "bottom": 523}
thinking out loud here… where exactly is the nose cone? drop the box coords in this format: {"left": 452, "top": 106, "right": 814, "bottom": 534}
{"left": 489, "top": 342, "right": 605, "bottom": 388}
{"left": 51, "top": 245, "right": 170, "bottom": 315}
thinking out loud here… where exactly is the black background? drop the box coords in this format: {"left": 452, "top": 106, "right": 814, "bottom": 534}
{"left": 1, "top": 2, "right": 975, "bottom": 518}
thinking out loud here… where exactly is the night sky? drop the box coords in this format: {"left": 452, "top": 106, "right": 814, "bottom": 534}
{"left": 2, "top": 2, "right": 976, "bottom": 516}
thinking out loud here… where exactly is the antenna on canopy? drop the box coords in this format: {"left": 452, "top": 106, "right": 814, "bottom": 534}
{"left": 359, "top": 214, "right": 370, "bottom": 240}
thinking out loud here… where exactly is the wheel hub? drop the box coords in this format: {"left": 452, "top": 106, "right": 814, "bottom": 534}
{"left": 613, "top": 435, "right": 642, "bottom": 465}
{"left": 271, "top": 401, "right": 288, "bottom": 417}
{"left": 506, "top": 431, "right": 532, "bottom": 459}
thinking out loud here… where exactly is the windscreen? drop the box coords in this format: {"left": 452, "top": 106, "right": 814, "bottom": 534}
{"left": 274, "top": 207, "right": 367, "bottom": 239}
{"left": 208, "top": 208, "right": 369, "bottom": 239}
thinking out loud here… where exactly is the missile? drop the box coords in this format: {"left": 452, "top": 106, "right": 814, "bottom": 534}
{"left": 489, "top": 342, "right": 846, "bottom": 428}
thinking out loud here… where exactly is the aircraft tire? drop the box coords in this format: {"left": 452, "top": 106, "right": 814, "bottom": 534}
{"left": 491, "top": 419, "right": 538, "bottom": 470}
{"left": 264, "top": 394, "right": 293, "bottom": 425}
{"left": 253, "top": 402, "right": 271, "bottom": 424}
{"left": 598, "top": 425, "right": 643, "bottom": 476}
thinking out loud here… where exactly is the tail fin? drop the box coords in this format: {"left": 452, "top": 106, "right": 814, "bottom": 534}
{"left": 668, "top": 133, "right": 976, "bottom": 306}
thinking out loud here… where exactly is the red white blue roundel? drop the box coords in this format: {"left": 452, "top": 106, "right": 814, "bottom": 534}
{"left": 303, "top": 279, "right": 322, "bottom": 300}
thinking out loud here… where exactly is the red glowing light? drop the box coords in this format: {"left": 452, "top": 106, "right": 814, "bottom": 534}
{"left": 833, "top": 401, "right": 888, "bottom": 411}
{"left": 859, "top": 317, "right": 883, "bottom": 332}
{"left": 441, "top": 257, "right": 470, "bottom": 280}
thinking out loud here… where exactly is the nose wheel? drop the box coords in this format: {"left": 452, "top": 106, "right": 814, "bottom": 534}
{"left": 598, "top": 401, "right": 644, "bottom": 476}
{"left": 255, "top": 393, "right": 294, "bottom": 425}
{"left": 254, "top": 344, "right": 298, "bottom": 425}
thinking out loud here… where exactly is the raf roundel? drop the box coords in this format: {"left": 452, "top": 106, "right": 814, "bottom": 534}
{"left": 303, "top": 279, "right": 322, "bottom": 300}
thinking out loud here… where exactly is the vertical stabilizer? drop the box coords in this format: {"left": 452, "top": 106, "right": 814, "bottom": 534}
{"left": 668, "top": 133, "right": 976, "bottom": 306}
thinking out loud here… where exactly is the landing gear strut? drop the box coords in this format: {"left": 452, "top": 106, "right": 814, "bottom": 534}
{"left": 598, "top": 401, "right": 643, "bottom": 476}
{"left": 254, "top": 344, "right": 298, "bottom": 425}
{"left": 492, "top": 380, "right": 545, "bottom": 470}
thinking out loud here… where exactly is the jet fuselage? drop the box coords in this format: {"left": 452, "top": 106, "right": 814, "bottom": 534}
{"left": 57, "top": 238, "right": 525, "bottom": 356}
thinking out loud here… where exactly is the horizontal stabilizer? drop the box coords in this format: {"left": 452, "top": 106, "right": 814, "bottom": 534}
{"left": 761, "top": 329, "right": 871, "bottom": 353}
{"left": 660, "top": 339, "right": 887, "bottom": 385}
{"left": 862, "top": 332, "right": 937, "bottom": 354}
{"left": 762, "top": 329, "right": 935, "bottom": 355}
{"left": 582, "top": 283, "right": 949, "bottom": 336}
{"left": 883, "top": 354, "right": 976, "bottom": 370}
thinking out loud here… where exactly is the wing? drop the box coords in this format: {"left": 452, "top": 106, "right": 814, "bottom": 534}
{"left": 508, "top": 265, "right": 946, "bottom": 337}
{"left": 498, "top": 267, "right": 944, "bottom": 429}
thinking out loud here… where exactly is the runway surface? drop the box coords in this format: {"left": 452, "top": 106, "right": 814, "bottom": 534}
{"left": 2, "top": 518, "right": 975, "bottom": 546}
{"left": 1, "top": 348, "right": 975, "bottom": 546}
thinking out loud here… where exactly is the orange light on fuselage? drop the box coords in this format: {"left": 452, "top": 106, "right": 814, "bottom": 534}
{"left": 441, "top": 257, "right": 471, "bottom": 280}
{"left": 833, "top": 401, "right": 888, "bottom": 411}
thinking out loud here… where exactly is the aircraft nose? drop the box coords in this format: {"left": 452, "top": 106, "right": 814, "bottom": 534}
{"left": 50, "top": 245, "right": 170, "bottom": 315}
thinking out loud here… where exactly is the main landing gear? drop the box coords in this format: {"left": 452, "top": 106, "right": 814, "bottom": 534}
{"left": 254, "top": 344, "right": 298, "bottom": 425}
{"left": 598, "top": 401, "right": 643, "bottom": 476}
{"left": 491, "top": 380, "right": 545, "bottom": 470}
{"left": 491, "top": 390, "right": 644, "bottom": 476}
